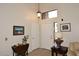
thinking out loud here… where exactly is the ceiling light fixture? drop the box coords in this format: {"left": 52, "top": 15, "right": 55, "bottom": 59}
{"left": 37, "top": 3, "right": 41, "bottom": 18}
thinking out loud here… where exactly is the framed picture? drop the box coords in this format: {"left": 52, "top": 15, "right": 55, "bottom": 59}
{"left": 13, "top": 26, "right": 24, "bottom": 35}
{"left": 60, "top": 23, "right": 71, "bottom": 32}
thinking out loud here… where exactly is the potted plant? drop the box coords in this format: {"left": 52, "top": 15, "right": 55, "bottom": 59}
{"left": 22, "top": 35, "right": 29, "bottom": 44}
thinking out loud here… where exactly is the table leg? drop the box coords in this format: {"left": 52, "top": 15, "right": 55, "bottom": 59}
{"left": 51, "top": 49, "right": 54, "bottom": 56}
{"left": 56, "top": 53, "right": 57, "bottom": 56}
{"left": 13, "top": 51, "right": 14, "bottom": 56}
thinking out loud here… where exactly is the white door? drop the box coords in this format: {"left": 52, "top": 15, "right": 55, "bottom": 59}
{"left": 30, "top": 22, "right": 40, "bottom": 51}
{"left": 40, "top": 20, "right": 54, "bottom": 50}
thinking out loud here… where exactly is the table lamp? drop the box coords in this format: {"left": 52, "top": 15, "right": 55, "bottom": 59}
{"left": 54, "top": 32, "right": 63, "bottom": 47}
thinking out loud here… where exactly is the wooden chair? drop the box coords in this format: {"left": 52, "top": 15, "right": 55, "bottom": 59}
{"left": 12, "top": 44, "right": 29, "bottom": 56}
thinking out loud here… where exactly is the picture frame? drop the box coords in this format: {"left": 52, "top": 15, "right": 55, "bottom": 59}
{"left": 60, "top": 23, "right": 71, "bottom": 32}
{"left": 13, "top": 26, "right": 24, "bottom": 35}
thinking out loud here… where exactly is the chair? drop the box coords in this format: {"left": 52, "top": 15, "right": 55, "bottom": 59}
{"left": 67, "top": 42, "right": 79, "bottom": 56}
{"left": 12, "top": 43, "right": 29, "bottom": 56}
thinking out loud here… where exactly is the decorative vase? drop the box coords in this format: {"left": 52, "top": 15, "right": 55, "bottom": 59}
{"left": 54, "top": 38, "right": 63, "bottom": 48}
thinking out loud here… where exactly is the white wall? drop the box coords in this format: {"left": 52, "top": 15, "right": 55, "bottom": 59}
{"left": 0, "top": 3, "right": 40, "bottom": 56}
{"left": 40, "top": 3, "right": 79, "bottom": 49}
{"left": 0, "top": 3, "right": 79, "bottom": 56}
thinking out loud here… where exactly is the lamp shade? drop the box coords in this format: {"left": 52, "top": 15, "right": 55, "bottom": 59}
{"left": 55, "top": 32, "right": 63, "bottom": 40}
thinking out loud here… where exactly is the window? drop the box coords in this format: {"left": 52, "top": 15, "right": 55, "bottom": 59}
{"left": 42, "top": 10, "right": 57, "bottom": 19}
{"left": 48, "top": 10, "right": 57, "bottom": 18}
{"left": 55, "top": 22, "right": 58, "bottom": 32}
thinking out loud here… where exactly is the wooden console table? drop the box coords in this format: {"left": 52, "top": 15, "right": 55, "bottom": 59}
{"left": 12, "top": 43, "right": 29, "bottom": 56}
{"left": 51, "top": 46, "right": 68, "bottom": 56}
